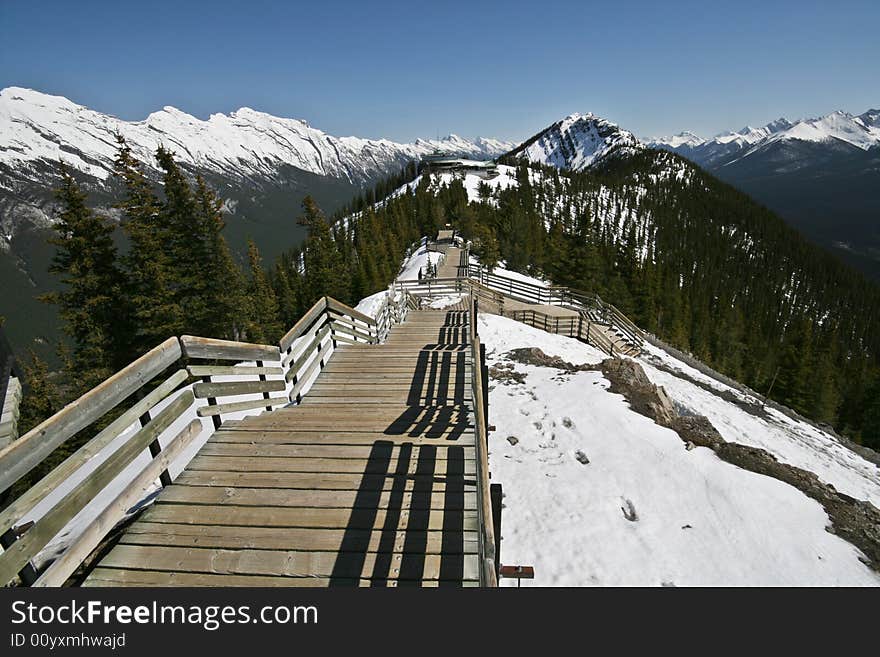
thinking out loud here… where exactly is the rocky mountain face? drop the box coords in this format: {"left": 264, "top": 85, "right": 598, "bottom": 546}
{"left": 505, "top": 113, "right": 642, "bottom": 170}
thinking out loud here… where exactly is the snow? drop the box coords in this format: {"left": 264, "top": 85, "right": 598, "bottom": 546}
{"left": 396, "top": 243, "right": 444, "bottom": 281}
{"left": 519, "top": 112, "right": 643, "bottom": 171}
{"left": 647, "top": 131, "right": 705, "bottom": 148}
{"left": 0, "top": 87, "right": 516, "bottom": 184}
{"left": 354, "top": 289, "right": 391, "bottom": 319}
{"left": 481, "top": 314, "right": 880, "bottom": 586}
{"left": 640, "top": 358, "right": 880, "bottom": 508}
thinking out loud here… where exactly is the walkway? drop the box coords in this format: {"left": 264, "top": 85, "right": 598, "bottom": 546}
{"left": 84, "top": 309, "right": 480, "bottom": 587}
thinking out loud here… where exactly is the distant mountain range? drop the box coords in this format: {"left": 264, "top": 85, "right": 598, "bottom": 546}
{"left": 645, "top": 110, "right": 880, "bottom": 279}
{"left": 0, "top": 87, "right": 514, "bottom": 358}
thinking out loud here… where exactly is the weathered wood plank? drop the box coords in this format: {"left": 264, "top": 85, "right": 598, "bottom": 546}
{"left": 83, "top": 567, "right": 474, "bottom": 587}
{"left": 279, "top": 297, "right": 327, "bottom": 351}
{"left": 33, "top": 419, "right": 203, "bottom": 587}
{"left": 325, "top": 297, "right": 377, "bottom": 327}
{"left": 284, "top": 324, "right": 331, "bottom": 374}
{"left": 173, "top": 470, "right": 473, "bottom": 490}
{"left": 158, "top": 485, "right": 477, "bottom": 510}
{"left": 198, "top": 442, "right": 475, "bottom": 460}
{"left": 187, "top": 365, "right": 283, "bottom": 377}
{"left": 0, "top": 337, "right": 181, "bottom": 493}
{"left": 0, "top": 368, "right": 188, "bottom": 538}
{"left": 98, "top": 544, "right": 479, "bottom": 581}
{"left": 0, "top": 390, "right": 194, "bottom": 586}
{"left": 180, "top": 335, "right": 280, "bottom": 362}
{"left": 186, "top": 455, "right": 476, "bottom": 475}
{"left": 205, "top": 431, "right": 475, "bottom": 446}
{"left": 196, "top": 396, "right": 288, "bottom": 417}
{"left": 193, "top": 379, "right": 286, "bottom": 399}
{"left": 141, "top": 503, "right": 479, "bottom": 532}
{"left": 328, "top": 319, "right": 374, "bottom": 341}
{"left": 120, "top": 522, "right": 478, "bottom": 554}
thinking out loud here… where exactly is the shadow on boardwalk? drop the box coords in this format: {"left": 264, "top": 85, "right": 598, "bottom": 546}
{"left": 330, "top": 309, "right": 472, "bottom": 586}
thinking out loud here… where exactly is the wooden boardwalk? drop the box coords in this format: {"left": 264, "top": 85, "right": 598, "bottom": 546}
{"left": 84, "top": 309, "right": 479, "bottom": 587}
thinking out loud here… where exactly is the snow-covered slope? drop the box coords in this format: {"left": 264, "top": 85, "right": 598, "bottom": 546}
{"left": 481, "top": 313, "right": 880, "bottom": 586}
{"left": 0, "top": 87, "right": 515, "bottom": 184}
{"left": 507, "top": 112, "right": 642, "bottom": 171}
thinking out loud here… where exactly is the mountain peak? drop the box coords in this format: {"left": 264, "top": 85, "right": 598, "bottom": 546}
{"left": 508, "top": 112, "right": 642, "bottom": 171}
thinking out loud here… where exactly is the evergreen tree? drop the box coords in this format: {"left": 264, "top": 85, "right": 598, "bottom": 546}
{"left": 41, "top": 169, "right": 122, "bottom": 383}
{"left": 245, "top": 240, "right": 282, "bottom": 343}
{"left": 115, "top": 136, "right": 183, "bottom": 354}
{"left": 299, "top": 196, "right": 349, "bottom": 304}
{"left": 16, "top": 350, "right": 61, "bottom": 436}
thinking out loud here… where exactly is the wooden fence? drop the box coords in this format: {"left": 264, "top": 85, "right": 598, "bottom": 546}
{"left": 0, "top": 295, "right": 396, "bottom": 587}
{"left": 467, "top": 263, "right": 644, "bottom": 351}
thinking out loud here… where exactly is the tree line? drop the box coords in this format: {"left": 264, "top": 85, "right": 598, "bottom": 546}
{"left": 14, "top": 145, "right": 880, "bottom": 463}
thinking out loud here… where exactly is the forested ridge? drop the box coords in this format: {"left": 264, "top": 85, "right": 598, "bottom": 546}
{"left": 15, "top": 144, "right": 880, "bottom": 462}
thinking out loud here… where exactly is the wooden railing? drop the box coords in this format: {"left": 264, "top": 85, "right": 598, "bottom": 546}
{"left": 468, "top": 296, "right": 498, "bottom": 587}
{"left": 395, "top": 273, "right": 640, "bottom": 356}
{"left": 0, "top": 295, "right": 379, "bottom": 587}
{"left": 467, "top": 263, "right": 644, "bottom": 351}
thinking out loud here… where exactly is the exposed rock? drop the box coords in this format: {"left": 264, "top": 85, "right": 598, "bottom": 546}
{"left": 488, "top": 365, "right": 526, "bottom": 385}
{"left": 506, "top": 436, "right": 519, "bottom": 446}
{"left": 504, "top": 348, "right": 594, "bottom": 373}
{"left": 575, "top": 451, "right": 590, "bottom": 465}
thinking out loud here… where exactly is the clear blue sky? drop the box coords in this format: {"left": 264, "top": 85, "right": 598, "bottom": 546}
{"left": 1, "top": 0, "right": 878, "bottom": 142}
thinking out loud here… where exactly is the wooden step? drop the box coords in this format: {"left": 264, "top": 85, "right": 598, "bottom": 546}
{"left": 158, "top": 485, "right": 477, "bottom": 511}
{"left": 96, "top": 544, "right": 480, "bottom": 582}
{"left": 140, "top": 503, "right": 479, "bottom": 532}
{"left": 119, "top": 522, "right": 479, "bottom": 554}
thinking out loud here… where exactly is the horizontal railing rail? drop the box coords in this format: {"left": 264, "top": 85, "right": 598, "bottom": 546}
{"left": 466, "top": 261, "right": 644, "bottom": 352}
{"left": 0, "top": 295, "right": 382, "bottom": 587}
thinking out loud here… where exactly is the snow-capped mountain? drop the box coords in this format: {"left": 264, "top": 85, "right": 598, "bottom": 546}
{"left": 506, "top": 112, "right": 642, "bottom": 170}
{"left": 0, "top": 87, "right": 514, "bottom": 186}
{"left": 647, "top": 108, "right": 880, "bottom": 281}
{"left": 0, "top": 86, "right": 515, "bottom": 361}
{"left": 646, "top": 109, "right": 880, "bottom": 168}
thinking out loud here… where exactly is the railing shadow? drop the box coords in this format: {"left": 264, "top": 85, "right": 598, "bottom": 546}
{"left": 329, "top": 309, "right": 472, "bottom": 586}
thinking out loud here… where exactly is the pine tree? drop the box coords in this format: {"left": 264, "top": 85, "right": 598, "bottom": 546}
{"left": 16, "top": 350, "right": 61, "bottom": 436}
{"left": 245, "top": 240, "right": 282, "bottom": 343}
{"left": 41, "top": 169, "right": 122, "bottom": 382}
{"left": 191, "top": 175, "right": 247, "bottom": 339}
{"left": 115, "top": 136, "right": 183, "bottom": 354}
{"left": 299, "top": 196, "right": 349, "bottom": 304}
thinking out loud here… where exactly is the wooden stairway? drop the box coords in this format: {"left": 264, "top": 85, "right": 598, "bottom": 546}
{"left": 84, "top": 309, "right": 479, "bottom": 587}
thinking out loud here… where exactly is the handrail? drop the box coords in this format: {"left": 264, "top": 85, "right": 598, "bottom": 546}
{"left": 0, "top": 294, "right": 384, "bottom": 587}
{"left": 468, "top": 295, "right": 498, "bottom": 587}
{"left": 466, "top": 262, "right": 644, "bottom": 352}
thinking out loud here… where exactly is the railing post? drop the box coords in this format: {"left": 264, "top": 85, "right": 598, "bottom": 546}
{"left": 490, "top": 483, "right": 503, "bottom": 579}
{"left": 256, "top": 360, "right": 272, "bottom": 412}
{"left": 137, "top": 390, "right": 173, "bottom": 486}
{"left": 202, "top": 375, "right": 222, "bottom": 430}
